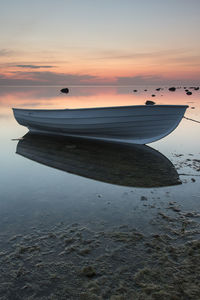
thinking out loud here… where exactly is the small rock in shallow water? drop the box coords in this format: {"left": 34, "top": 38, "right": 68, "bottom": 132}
{"left": 145, "top": 100, "right": 155, "bottom": 105}
{"left": 171, "top": 206, "right": 181, "bottom": 212}
{"left": 81, "top": 265, "right": 96, "bottom": 277}
{"left": 60, "top": 87, "right": 69, "bottom": 94}
{"left": 169, "top": 87, "right": 176, "bottom": 91}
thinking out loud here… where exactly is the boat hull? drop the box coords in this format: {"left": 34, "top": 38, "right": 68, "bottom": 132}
{"left": 12, "top": 105, "right": 188, "bottom": 144}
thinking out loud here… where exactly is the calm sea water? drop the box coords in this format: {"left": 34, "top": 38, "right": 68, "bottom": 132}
{"left": 0, "top": 86, "right": 200, "bottom": 298}
{"left": 0, "top": 86, "right": 200, "bottom": 233}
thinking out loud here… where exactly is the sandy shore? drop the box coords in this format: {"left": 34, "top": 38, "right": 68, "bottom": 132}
{"left": 0, "top": 194, "right": 200, "bottom": 300}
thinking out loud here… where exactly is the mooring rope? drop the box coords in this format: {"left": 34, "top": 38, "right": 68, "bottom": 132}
{"left": 184, "top": 116, "right": 200, "bottom": 124}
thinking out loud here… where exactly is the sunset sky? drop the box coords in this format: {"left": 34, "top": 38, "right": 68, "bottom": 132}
{"left": 0, "top": 0, "right": 200, "bottom": 86}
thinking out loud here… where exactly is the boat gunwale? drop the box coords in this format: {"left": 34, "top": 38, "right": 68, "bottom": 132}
{"left": 15, "top": 113, "right": 184, "bottom": 123}
{"left": 12, "top": 104, "right": 189, "bottom": 112}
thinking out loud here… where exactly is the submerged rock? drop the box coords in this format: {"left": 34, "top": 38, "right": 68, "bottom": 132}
{"left": 81, "top": 266, "right": 96, "bottom": 278}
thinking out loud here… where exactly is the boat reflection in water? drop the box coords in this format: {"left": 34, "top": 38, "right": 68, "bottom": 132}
{"left": 16, "top": 133, "right": 181, "bottom": 188}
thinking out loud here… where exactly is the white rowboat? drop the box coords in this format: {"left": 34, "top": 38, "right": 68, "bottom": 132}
{"left": 12, "top": 105, "right": 188, "bottom": 144}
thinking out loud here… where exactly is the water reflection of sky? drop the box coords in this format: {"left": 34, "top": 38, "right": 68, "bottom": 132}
{"left": 0, "top": 85, "right": 199, "bottom": 109}
{"left": 0, "top": 86, "right": 200, "bottom": 235}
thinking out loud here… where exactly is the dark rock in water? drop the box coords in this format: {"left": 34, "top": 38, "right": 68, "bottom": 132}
{"left": 144, "top": 89, "right": 148, "bottom": 91}
{"left": 145, "top": 100, "right": 155, "bottom": 105}
{"left": 151, "top": 94, "right": 156, "bottom": 97}
{"left": 169, "top": 87, "right": 176, "bottom": 92}
{"left": 133, "top": 89, "right": 138, "bottom": 92}
{"left": 185, "top": 89, "right": 189, "bottom": 92}
{"left": 81, "top": 266, "right": 96, "bottom": 277}
{"left": 194, "top": 87, "right": 199, "bottom": 90}
{"left": 60, "top": 88, "right": 69, "bottom": 94}
{"left": 186, "top": 91, "right": 192, "bottom": 95}
{"left": 156, "top": 88, "right": 161, "bottom": 91}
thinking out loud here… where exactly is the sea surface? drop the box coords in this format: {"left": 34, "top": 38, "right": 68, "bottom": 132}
{"left": 0, "top": 86, "right": 200, "bottom": 299}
